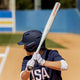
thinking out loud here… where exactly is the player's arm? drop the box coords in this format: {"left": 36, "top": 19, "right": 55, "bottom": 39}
{"left": 20, "top": 71, "right": 30, "bottom": 80}
{"left": 34, "top": 52, "right": 68, "bottom": 71}
{"left": 43, "top": 60, "right": 68, "bottom": 71}
{"left": 20, "top": 58, "right": 35, "bottom": 80}
{"left": 20, "top": 56, "right": 36, "bottom": 80}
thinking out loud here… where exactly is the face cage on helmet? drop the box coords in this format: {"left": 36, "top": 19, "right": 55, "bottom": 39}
{"left": 25, "top": 41, "right": 46, "bottom": 52}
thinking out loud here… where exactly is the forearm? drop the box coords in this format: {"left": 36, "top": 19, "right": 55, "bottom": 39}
{"left": 43, "top": 61, "right": 61, "bottom": 71}
{"left": 20, "top": 70, "right": 30, "bottom": 80}
{"left": 43, "top": 60, "right": 68, "bottom": 71}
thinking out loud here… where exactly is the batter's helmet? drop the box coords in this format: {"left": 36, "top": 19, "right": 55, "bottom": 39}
{"left": 17, "top": 30, "right": 46, "bottom": 52}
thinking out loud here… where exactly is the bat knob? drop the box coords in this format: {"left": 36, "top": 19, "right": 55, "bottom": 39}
{"left": 27, "top": 60, "right": 37, "bottom": 71}
{"left": 27, "top": 66, "right": 33, "bottom": 71}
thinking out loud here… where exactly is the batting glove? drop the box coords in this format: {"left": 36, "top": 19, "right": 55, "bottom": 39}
{"left": 33, "top": 52, "right": 45, "bottom": 65}
{"left": 26, "top": 58, "right": 36, "bottom": 71}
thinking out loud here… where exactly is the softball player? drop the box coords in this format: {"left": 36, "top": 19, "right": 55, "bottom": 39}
{"left": 18, "top": 30, "right": 68, "bottom": 80}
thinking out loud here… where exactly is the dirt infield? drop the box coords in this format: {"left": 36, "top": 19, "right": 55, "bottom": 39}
{"left": 0, "top": 33, "right": 80, "bottom": 80}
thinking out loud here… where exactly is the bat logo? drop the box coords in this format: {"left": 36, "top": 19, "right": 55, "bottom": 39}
{"left": 53, "top": 3, "right": 60, "bottom": 16}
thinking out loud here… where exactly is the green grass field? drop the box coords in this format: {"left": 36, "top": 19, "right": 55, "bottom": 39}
{"left": 0, "top": 33, "right": 66, "bottom": 48}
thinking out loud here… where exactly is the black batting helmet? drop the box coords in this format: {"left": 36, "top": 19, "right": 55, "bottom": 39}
{"left": 17, "top": 30, "right": 46, "bottom": 52}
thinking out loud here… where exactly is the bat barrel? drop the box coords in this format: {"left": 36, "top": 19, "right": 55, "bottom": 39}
{"left": 36, "top": 2, "right": 61, "bottom": 53}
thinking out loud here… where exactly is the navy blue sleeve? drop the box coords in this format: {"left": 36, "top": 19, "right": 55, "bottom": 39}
{"left": 51, "top": 50, "right": 64, "bottom": 61}
{"left": 21, "top": 55, "right": 32, "bottom": 72}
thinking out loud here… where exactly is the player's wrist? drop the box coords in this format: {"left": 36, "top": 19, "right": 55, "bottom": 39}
{"left": 36, "top": 53, "right": 45, "bottom": 65}
{"left": 38, "top": 58, "right": 45, "bottom": 65}
{"left": 40, "top": 59, "right": 45, "bottom": 65}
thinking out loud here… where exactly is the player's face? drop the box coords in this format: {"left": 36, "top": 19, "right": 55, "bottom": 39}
{"left": 24, "top": 45, "right": 26, "bottom": 50}
{"left": 24, "top": 45, "right": 34, "bottom": 56}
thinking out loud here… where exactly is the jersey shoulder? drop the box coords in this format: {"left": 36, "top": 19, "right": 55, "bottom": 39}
{"left": 48, "top": 49, "right": 61, "bottom": 57}
{"left": 47, "top": 49, "right": 59, "bottom": 55}
{"left": 43, "top": 49, "right": 59, "bottom": 59}
{"left": 46, "top": 49, "right": 64, "bottom": 61}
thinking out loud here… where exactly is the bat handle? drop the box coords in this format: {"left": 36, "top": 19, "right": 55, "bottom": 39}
{"left": 27, "top": 66, "right": 34, "bottom": 71}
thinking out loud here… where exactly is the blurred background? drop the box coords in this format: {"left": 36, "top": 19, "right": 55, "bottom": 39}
{"left": 0, "top": 0, "right": 80, "bottom": 33}
{"left": 0, "top": 0, "right": 80, "bottom": 80}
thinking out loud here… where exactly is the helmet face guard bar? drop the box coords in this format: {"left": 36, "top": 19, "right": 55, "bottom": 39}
{"left": 26, "top": 40, "right": 45, "bottom": 52}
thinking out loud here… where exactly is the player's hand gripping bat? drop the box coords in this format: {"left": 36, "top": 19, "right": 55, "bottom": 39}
{"left": 27, "top": 2, "right": 61, "bottom": 70}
